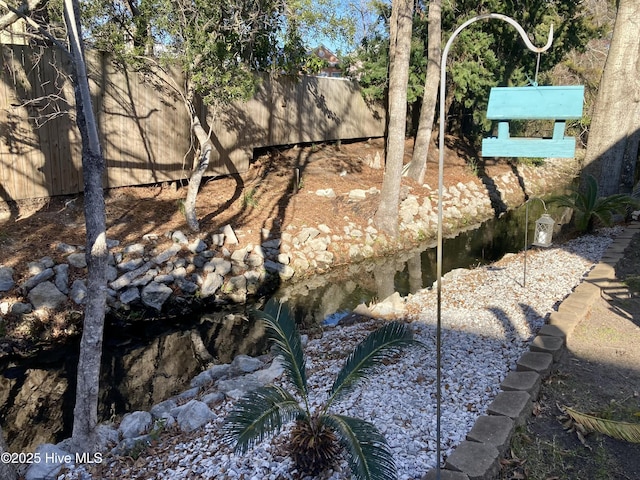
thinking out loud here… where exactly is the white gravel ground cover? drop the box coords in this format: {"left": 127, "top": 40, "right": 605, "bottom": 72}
{"left": 62, "top": 229, "right": 617, "bottom": 480}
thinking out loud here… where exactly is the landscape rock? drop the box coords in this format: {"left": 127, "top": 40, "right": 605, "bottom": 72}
{"left": 222, "top": 225, "right": 238, "bottom": 245}
{"left": 28, "top": 281, "right": 67, "bottom": 310}
{"left": 25, "top": 443, "right": 73, "bottom": 480}
{"left": 150, "top": 399, "right": 178, "bottom": 419}
{"left": 70, "top": 279, "right": 87, "bottom": 304}
{"left": 11, "top": 302, "right": 32, "bottom": 314}
{"left": 141, "top": 282, "right": 173, "bottom": 311}
{"left": 22, "top": 268, "right": 54, "bottom": 291}
{"left": 119, "top": 411, "right": 152, "bottom": 439}
{"left": 171, "top": 230, "right": 189, "bottom": 244}
{"left": 229, "top": 354, "right": 264, "bottom": 376}
{"left": 54, "top": 264, "right": 69, "bottom": 294}
{"left": 315, "top": 188, "right": 336, "bottom": 198}
{"left": 55, "top": 242, "right": 77, "bottom": 254}
{"left": 201, "top": 273, "right": 223, "bottom": 298}
{"left": 67, "top": 252, "right": 87, "bottom": 269}
{"left": 0, "top": 266, "right": 15, "bottom": 291}
{"left": 120, "top": 287, "right": 140, "bottom": 304}
{"left": 175, "top": 400, "right": 216, "bottom": 433}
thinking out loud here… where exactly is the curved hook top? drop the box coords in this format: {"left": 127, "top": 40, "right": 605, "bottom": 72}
{"left": 492, "top": 13, "right": 554, "bottom": 53}
{"left": 442, "top": 13, "right": 554, "bottom": 61}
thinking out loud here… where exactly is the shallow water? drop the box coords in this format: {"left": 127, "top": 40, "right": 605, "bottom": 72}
{"left": 0, "top": 198, "right": 569, "bottom": 451}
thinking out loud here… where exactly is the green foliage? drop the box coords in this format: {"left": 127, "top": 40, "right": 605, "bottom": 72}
{"left": 242, "top": 188, "right": 259, "bottom": 208}
{"left": 80, "top": 0, "right": 353, "bottom": 107}
{"left": 550, "top": 174, "right": 639, "bottom": 233}
{"left": 346, "top": 0, "right": 602, "bottom": 144}
{"left": 224, "top": 308, "right": 423, "bottom": 479}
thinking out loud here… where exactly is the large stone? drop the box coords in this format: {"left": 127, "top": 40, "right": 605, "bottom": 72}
{"left": 25, "top": 443, "right": 73, "bottom": 480}
{"left": 54, "top": 264, "right": 69, "bottom": 294}
{"left": 229, "top": 355, "right": 264, "bottom": 376}
{"left": 70, "top": 279, "right": 87, "bottom": 304}
{"left": 201, "top": 273, "right": 223, "bottom": 298}
{"left": 209, "top": 258, "right": 232, "bottom": 275}
{"left": 22, "top": 268, "right": 54, "bottom": 291}
{"left": 141, "top": 282, "right": 173, "bottom": 311}
{"left": 152, "top": 244, "right": 182, "bottom": 264}
{"left": 175, "top": 400, "right": 216, "bottom": 432}
{"left": 422, "top": 470, "right": 470, "bottom": 480}
{"left": 67, "top": 252, "right": 87, "bottom": 268}
{"left": 28, "top": 281, "right": 67, "bottom": 310}
{"left": 218, "top": 358, "right": 284, "bottom": 399}
{"left": 120, "top": 287, "right": 140, "bottom": 304}
{"left": 191, "top": 364, "right": 230, "bottom": 388}
{"left": 0, "top": 266, "right": 15, "bottom": 291}
{"left": 119, "top": 411, "right": 152, "bottom": 439}
{"left": 222, "top": 225, "right": 238, "bottom": 245}
{"left": 150, "top": 399, "right": 178, "bottom": 419}
{"left": 110, "top": 262, "right": 153, "bottom": 290}
{"left": 171, "top": 230, "right": 189, "bottom": 244}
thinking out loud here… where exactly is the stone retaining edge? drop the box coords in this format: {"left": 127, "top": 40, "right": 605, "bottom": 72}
{"left": 421, "top": 221, "right": 640, "bottom": 480}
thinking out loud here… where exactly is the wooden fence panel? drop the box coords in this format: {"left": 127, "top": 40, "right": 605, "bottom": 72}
{"left": 1, "top": 46, "right": 385, "bottom": 205}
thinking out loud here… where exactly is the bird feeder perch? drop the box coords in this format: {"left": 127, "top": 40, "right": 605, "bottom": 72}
{"left": 482, "top": 85, "right": 585, "bottom": 158}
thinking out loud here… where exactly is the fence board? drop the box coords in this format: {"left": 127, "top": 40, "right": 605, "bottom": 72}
{"left": 1, "top": 45, "right": 385, "bottom": 205}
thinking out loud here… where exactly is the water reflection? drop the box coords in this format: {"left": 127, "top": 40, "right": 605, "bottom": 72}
{"left": 276, "top": 199, "right": 569, "bottom": 324}
{"left": 0, "top": 310, "right": 269, "bottom": 452}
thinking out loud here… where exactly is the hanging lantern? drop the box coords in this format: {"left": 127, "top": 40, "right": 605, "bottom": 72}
{"left": 532, "top": 213, "right": 554, "bottom": 247}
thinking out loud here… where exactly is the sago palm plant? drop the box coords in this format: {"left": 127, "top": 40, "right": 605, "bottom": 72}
{"left": 551, "top": 174, "right": 639, "bottom": 233}
{"left": 223, "top": 307, "right": 421, "bottom": 480}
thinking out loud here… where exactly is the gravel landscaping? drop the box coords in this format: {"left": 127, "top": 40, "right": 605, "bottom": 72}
{"left": 55, "top": 228, "right": 618, "bottom": 480}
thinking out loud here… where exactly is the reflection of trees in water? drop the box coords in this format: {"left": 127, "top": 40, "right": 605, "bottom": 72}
{"left": 0, "top": 310, "right": 271, "bottom": 452}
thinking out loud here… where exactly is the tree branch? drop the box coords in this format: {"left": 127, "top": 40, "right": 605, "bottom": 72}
{"left": 0, "top": 0, "right": 71, "bottom": 56}
{"left": 0, "top": 0, "right": 44, "bottom": 29}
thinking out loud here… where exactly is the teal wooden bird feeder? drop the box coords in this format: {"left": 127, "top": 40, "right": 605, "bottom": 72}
{"left": 482, "top": 84, "right": 585, "bottom": 158}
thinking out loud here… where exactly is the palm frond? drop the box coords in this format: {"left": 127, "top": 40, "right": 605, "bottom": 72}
{"left": 223, "top": 385, "right": 305, "bottom": 453}
{"left": 563, "top": 406, "right": 640, "bottom": 443}
{"left": 324, "top": 414, "right": 396, "bottom": 480}
{"left": 549, "top": 174, "right": 638, "bottom": 232}
{"left": 253, "top": 308, "right": 308, "bottom": 397}
{"left": 328, "top": 321, "right": 419, "bottom": 406}
{"left": 597, "top": 193, "right": 640, "bottom": 214}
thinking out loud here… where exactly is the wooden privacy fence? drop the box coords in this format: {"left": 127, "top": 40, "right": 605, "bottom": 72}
{"left": 0, "top": 45, "right": 385, "bottom": 206}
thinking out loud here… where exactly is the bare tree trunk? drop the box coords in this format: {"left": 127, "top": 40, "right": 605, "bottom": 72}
{"left": 64, "top": 0, "right": 108, "bottom": 454}
{"left": 582, "top": 0, "right": 640, "bottom": 195}
{"left": 374, "top": 0, "right": 413, "bottom": 236}
{"left": 184, "top": 111, "right": 213, "bottom": 232}
{"left": 0, "top": 428, "right": 17, "bottom": 480}
{"left": 405, "top": 0, "right": 441, "bottom": 184}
